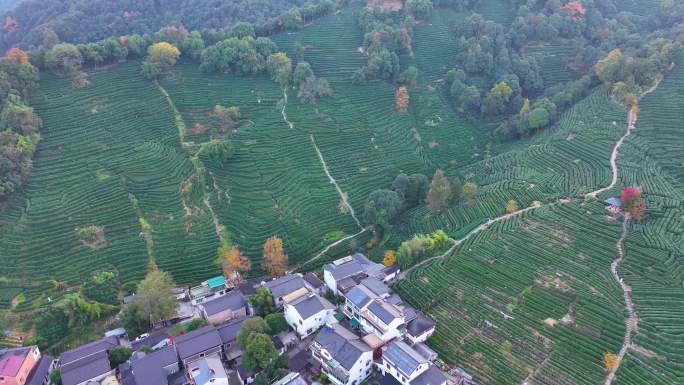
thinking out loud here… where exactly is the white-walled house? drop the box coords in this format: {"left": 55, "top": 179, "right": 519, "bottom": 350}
{"left": 262, "top": 274, "right": 311, "bottom": 308}
{"left": 284, "top": 293, "right": 337, "bottom": 338}
{"left": 199, "top": 290, "right": 248, "bottom": 325}
{"left": 405, "top": 312, "right": 437, "bottom": 345}
{"left": 323, "top": 254, "right": 386, "bottom": 296}
{"left": 310, "top": 324, "right": 374, "bottom": 385}
{"left": 378, "top": 340, "right": 446, "bottom": 385}
{"left": 343, "top": 285, "right": 406, "bottom": 343}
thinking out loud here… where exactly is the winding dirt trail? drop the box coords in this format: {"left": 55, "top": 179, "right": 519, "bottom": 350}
{"left": 604, "top": 218, "right": 637, "bottom": 385}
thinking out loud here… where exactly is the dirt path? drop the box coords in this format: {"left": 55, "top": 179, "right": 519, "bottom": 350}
{"left": 397, "top": 201, "right": 543, "bottom": 280}
{"left": 604, "top": 218, "right": 637, "bottom": 385}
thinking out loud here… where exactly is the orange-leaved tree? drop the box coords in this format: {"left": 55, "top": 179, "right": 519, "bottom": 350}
{"left": 5, "top": 48, "right": 29, "bottom": 64}
{"left": 506, "top": 200, "right": 518, "bottom": 213}
{"left": 262, "top": 236, "right": 288, "bottom": 277}
{"left": 603, "top": 352, "right": 618, "bottom": 370}
{"left": 395, "top": 86, "right": 409, "bottom": 112}
{"left": 383, "top": 250, "right": 397, "bottom": 267}
{"left": 221, "top": 245, "right": 251, "bottom": 282}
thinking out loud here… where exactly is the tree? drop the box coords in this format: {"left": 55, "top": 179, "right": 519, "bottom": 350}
{"left": 266, "top": 52, "right": 292, "bottom": 89}
{"left": 45, "top": 43, "right": 82, "bottom": 75}
{"left": 230, "top": 22, "right": 256, "bottom": 39}
{"left": 506, "top": 200, "right": 518, "bottom": 213}
{"left": 5, "top": 48, "right": 29, "bottom": 64}
{"left": 109, "top": 346, "right": 132, "bottom": 367}
{"left": 237, "top": 316, "right": 269, "bottom": 348}
{"left": 383, "top": 250, "right": 397, "bottom": 266}
{"left": 363, "top": 189, "right": 403, "bottom": 226}
{"left": 125, "top": 270, "right": 177, "bottom": 328}
{"left": 399, "top": 66, "right": 418, "bottom": 88}
{"left": 249, "top": 287, "right": 275, "bottom": 316}
{"left": 142, "top": 42, "right": 180, "bottom": 79}
{"left": 603, "top": 352, "right": 618, "bottom": 370}
{"left": 483, "top": 81, "right": 513, "bottom": 115}
{"left": 49, "top": 369, "right": 62, "bottom": 385}
{"left": 262, "top": 236, "right": 288, "bottom": 277}
{"left": 209, "top": 105, "right": 240, "bottom": 133}
{"left": 426, "top": 169, "right": 451, "bottom": 212}
{"left": 185, "top": 318, "right": 209, "bottom": 332}
{"left": 620, "top": 186, "right": 646, "bottom": 220}
{"left": 81, "top": 270, "right": 120, "bottom": 305}
{"left": 463, "top": 182, "right": 478, "bottom": 202}
{"left": 406, "top": 0, "right": 433, "bottom": 20}
{"left": 181, "top": 31, "right": 205, "bottom": 60}
{"left": 221, "top": 245, "right": 251, "bottom": 281}
{"left": 265, "top": 313, "right": 289, "bottom": 334}
{"left": 199, "top": 139, "right": 234, "bottom": 165}
{"left": 395, "top": 86, "right": 409, "bottom": 112}
{"left": 293, "top": 62, "right": 314, "bottom": 86}
{"left": 298, "top": 76, "right": 332, "bottom": 104}
{"left": 242, "top": 332, "right": 277, "bottom": 371}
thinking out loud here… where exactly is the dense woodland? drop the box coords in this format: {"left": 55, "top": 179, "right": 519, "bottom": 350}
{"left": 0, "top": 0, "right": 320, "bottom": 50}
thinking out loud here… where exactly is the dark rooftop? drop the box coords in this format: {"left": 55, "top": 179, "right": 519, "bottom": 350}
{"left": 216, "top": 316, "right": 250, "bottom": 344}
{"left": 264, "top": 275, "right": 308, "bottom": 299}
{"left": 289, "top": 293, "right": 335, "bottom": 319}
{"left": 174, "top": 325, "right": 222, "bottom": 360}
{"left": 201, "top": 291, "right": 246, "bottom": 316}
{"left": 410, "top": 365, "right": 447, "bottom": 385}
{"left": 304, "top": 272, "right": 324, "bottom": 289}
{"left": 131, "top": 331, "right": 170, "bottom": 351}
{"left": 384, "top": 340, "right": 427, "bottom": 377}
{"left": 407, "top": 311, "right": 436, "bottom": 338}
{"left": 238, "top": 282, "right": 258, "bottom": 296}
{"left": 26, "top": 355, "right": 53, "bottom": 385}
{"left": 60, "top": 350, "right": 112, "bottom": 385}
{"left": 313, "top": 324, "right": 371, "bottom": 370}
{"left": 60, "top": 336, "right": 118, "bottom": 366}
{"left": 131, "top": 345, "right": 178, "bottom": 385}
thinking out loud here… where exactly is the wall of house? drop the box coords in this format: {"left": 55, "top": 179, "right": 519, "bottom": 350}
{"left": 345, "top": 350, "right": 374, "bottom": 385}
{"left": 1, "top": 347, "right": 41, "bottom": 385}
{"left": 205, "top": 307, "right": 247, "bottom": 325}
{"left": 285, "top": 307, "right": 334, "bottom": 338}
{"left": 181, "top": 347, "right": 222, "bottom": 367}
{"left": 323, "top": 271, "right": 338, "bottom": 295}
{"left": 406, "top": 328, "right": 435, "bottom": 345}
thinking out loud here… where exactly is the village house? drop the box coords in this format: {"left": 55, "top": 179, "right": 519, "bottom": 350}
{"left": 173, "top": 326, "right": 222, "bottom": 368}
{"left": 283, "top": 292, "right": 337, "bottom": 338}
{"left": 129, "top": 345, "right": 180, "bottom": 385}
{"left": 58, "top": 336, "right": 120, "bottom": 385}
{"left": 378, "top": 340, "right": 446, "bottom": 385}
{"left": 187, "top": 355, "right": 228, "bottom": 385}
{"left": 215, "top": 316, "right": 251, "bottom": 361}
{"left": 303, "top": 272, "right": 325, "bottom": 295}
{"left": 189, "top": 276, "right": 231, "bottom": 305}
{"left": 262, "top": 274, "right": 312, "bottom": 308}
{"left": 26, "top": 352, "right": 54, "bottom": 385}
{"left": 199, "top": 290, "right": 248, "bottom": 325}
{"left": 405, "top": 312, "right": 436, "bottom": 345}
{"left": 272, "top": 372, "right": 307, "bottom": 385}
{"left": 343, "top": 283, "right": 406, "bottom": 343}
{"left": 323, "top": 254, "right": 386, "bottom": 296}
{"left": 0, "top": 346, "right": 42, "bottom": 385}
{"left": 310, "top": 324, "right": 374, "bottom": 385}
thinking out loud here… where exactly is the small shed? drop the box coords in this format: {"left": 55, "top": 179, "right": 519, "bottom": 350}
{"left": 604, "top": 197, "right": 622, "bottom": 214}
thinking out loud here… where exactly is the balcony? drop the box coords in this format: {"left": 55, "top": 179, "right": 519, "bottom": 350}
{"left": 312, "top": 349, "right": 350, "bottom": 384}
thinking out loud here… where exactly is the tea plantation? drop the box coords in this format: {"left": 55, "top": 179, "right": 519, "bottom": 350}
{"left": 0, "top": 2, "right": 681, "bottom": 384}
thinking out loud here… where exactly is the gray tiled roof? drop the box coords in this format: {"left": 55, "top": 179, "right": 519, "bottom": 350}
{"left": 384, "top": 340, "right": 427, "bottom": 377}
{"left": 264, "top": 275, "right": 308, "bottom": 299}
{"left": 410, "top": 365, "right": 447, "bottom": 385}
{"left": 201, "top": 291, "right": 246, "bottom": 316}
{"left": 313, "top": 324, "right": 371, "bottom": 370}
{"left": 324, "top": 260, "right": 365, "bottom": 280}
{"left": 290, "top": 294, "right": 334, "bottom": 320}
{"left": 360, "top": 277, "right": 390, "bottom": 297}
{"left": 368, "top": 300, "right": 400, "bottom": 325}
{"left": 26, "top": 355, "right": 53, "bottom": 385}
{"left": 303, "top": 272, "right": 324, "bottom": 289}
{"left": 131, "top": 331, "right": 169, "bottom": 351}
{"left": 174, "top": 325, "right": 222, "bottom": 360}
{"left": 407, "top": 311, "right": 436, "bottom": 337}
{"left": 383, "top": 264, "right": 400, "bottom": 275}
{"left": 60, "top": 336, "right": 118, "bottom": 365}
{"left": 345, "top": 285, "right": 375, "bottom": 308}
{"left": 131, "top": 345, "right": 178, "bottom": 385}
{"left": 60, "top": 350, "right": 111, "bottom": 385}
{"left": 216, "top": 317, "right": 250, "bottom": 344}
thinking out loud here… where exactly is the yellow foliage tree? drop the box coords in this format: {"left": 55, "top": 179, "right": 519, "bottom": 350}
{"left": 603, "top": 352, "right": 618, "bottom": 370}
{"left": 262, "top": 236, "right": 288, "bottom": 277}
{"left": 506, "top": 200, "right": 519, "bottom": 213}
{"left": 221, "top": 244, "right": 251, "bottom": 282}
{"left": 595, "top": 48, "right": 622, "bottom": 75}
{"left": 383, "top": 250, "right": 397, "bottom": 267}
{"left": 519, "top": 98, "right": 530, "bottom": 116}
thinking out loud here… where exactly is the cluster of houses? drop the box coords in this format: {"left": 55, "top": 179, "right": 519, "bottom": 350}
{"left": 7, "top": 253, "right": 476, "bottom": 385}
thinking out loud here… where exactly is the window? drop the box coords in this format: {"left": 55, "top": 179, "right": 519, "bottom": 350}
{"left": 299, "top": 320, "right": 303, "bottom": 325}
{"left": 200, "top": 353, "right": 205, "bottom": 357}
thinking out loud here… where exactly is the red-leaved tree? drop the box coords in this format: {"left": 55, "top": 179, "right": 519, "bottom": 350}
{"left": 621, "top": 186, "right": 646, "bottom": 220}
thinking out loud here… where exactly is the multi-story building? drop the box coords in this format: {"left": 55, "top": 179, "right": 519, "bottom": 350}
{"left": 310, "top": 324, "right": 373, "bottom": 385}
{"left": 378, "top": 340, "right": 446, "bottom": 385}
{"left": 0, "top": 346, "right": 42, "bottom": 385}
